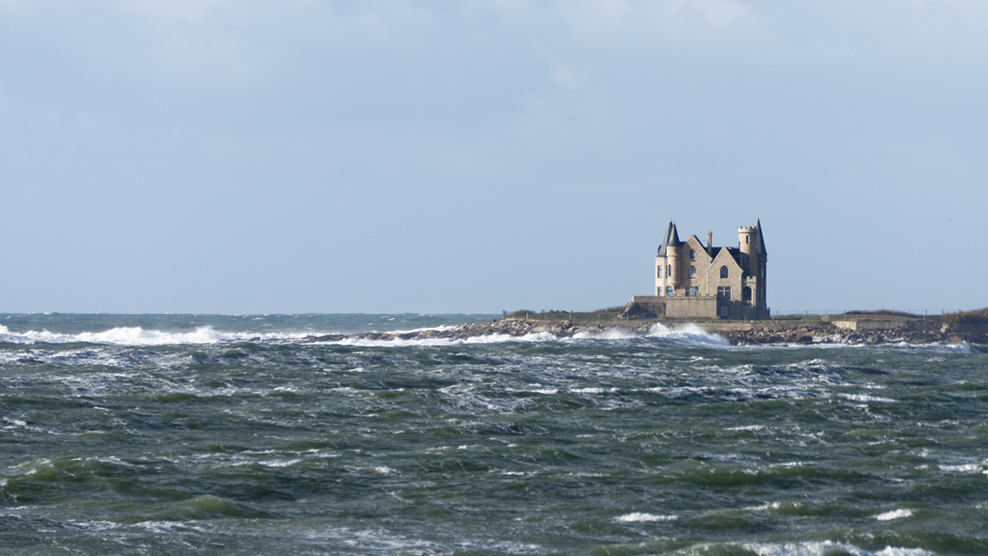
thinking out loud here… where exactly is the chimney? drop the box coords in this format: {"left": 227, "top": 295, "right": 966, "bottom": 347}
{"left": 707, "top": 231, "right": 713, "bottom": 256}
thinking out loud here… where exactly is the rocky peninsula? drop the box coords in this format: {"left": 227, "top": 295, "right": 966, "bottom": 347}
{"left": 302, "top": 312, "right": 988, "bottom": 346}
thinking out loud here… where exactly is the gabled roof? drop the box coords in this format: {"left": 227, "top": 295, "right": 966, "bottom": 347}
{"left": 657, "top": 222, "right": 682, "bottom": 257}
{"left": 709, "top": 246, "right": 743, "bottom": 268}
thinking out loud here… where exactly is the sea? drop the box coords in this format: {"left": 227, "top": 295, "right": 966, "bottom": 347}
{"left": 1, "top": 313, "right": 987, "bottom": 556}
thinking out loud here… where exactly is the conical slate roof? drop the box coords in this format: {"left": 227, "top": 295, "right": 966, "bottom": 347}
{"left": 657, "top": 222, "right": 681, "bottom": 257}
{"left": 756, "top": 219, "right": 767, "bottom": 255}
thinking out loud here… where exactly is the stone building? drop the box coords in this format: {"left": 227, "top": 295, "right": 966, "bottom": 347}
{"left": 630, "top": 221, "right": 769, "bottom": 319}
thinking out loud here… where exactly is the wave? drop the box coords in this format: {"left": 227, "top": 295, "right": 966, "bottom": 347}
{"left": 646, "top": 322, "right": 731, "bottom": 345}
{"left": 740, "top": 540, "right": 932, "bottom": 556}
{"left": 593, "top": 539, "right": 935, "bottom": 556}
{"left": 0, "top": 324, "right": 293, "bottom": 346}
{"left": 613, "top": 512, "right": 678, "bottom": 522}
{"left": 310, "top": 326, "right": 731, "bottom": 348}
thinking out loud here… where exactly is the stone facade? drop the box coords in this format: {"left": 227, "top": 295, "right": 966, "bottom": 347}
{"left": 633, "top": 221, "right": 769, "bottom": 320}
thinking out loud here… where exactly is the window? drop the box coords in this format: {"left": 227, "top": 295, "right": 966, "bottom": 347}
{"left": 690, "top": 249, "right": 696, "bottom": 259}
{"left": 657, "top": 287, "right": 662, "bottom": 296}
{"left": 718, "top": 286, "right": 731, "bottom": 299}
{"left": 688, "top": 266, "right": 696, "bottom": 279}
{"left": 667, "top": 264, "right": 671, "bottom": 277}
{"left": 657, "top": 266, "right": 662, "bottom": 278}
{"left": 720, "top": 265, "right": 729, "bottom": 279}
{"left": 719, "top": 305, "right": 729, "bottom": 317}
{"left": 687, "top": 287, "right": 698, "bottom": 297}
{"left": 666, "top": 287, "right": 674, "bottom": 297}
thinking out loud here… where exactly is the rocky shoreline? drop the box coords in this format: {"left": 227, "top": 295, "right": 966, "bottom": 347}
{"left": 301, "top": 317, "right": 988, "bottom": 346}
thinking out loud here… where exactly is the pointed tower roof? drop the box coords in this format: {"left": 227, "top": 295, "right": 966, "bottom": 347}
{"left": 756, "top": 219, "right": 767, "bottom": 255}
{"left": 657, "top": 222, "right": 682, "bottom": 257}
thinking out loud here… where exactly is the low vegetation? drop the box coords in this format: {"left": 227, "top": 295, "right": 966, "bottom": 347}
{"left": 505, "top": 308, "right": 622, "bottom": 321}
{"left": 941, "top": 307, "right": 988, "bottom": 331}
{"left": 844, "top": 309, "right": 923, "bottom": 318}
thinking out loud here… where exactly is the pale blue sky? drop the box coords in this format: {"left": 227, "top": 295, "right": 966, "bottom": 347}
{"left": 2, "top": 0, "right": 986, "bottom": 315}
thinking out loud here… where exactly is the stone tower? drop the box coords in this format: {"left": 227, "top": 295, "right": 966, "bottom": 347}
{"left": 655, "top": 222, "right": 682, "bottom": 296}
{"left": 737, "top": 220, "right": 767, "bottom": 316}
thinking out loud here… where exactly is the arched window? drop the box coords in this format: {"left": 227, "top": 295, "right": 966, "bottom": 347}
{"left": 743, "top": 287, "right": 752, "bottom": 303}
{"left": 720, "top": 265, "right": 729, "bottom": 279}
{"left": 688, "top": 266, "right": 696, "bottom": 279}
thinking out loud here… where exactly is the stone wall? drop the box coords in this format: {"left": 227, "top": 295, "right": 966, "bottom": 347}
{"left": 632, "top": 295, "right": 717, "bottom": 319}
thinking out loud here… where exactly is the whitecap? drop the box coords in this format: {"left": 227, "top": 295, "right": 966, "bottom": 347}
{"left": 647, "top": 323, "right": 730, "bottom": 346}
{"left": 135, "top": 521, "right": 209, "bottom": 533}
{"left": 742, "top": 540, "right": 932, "bottom": 556}
{"left": 65, "top": 520, "right": 119, "bottom": 531}
{"left": 938, "top": 463, "right": 982, "bottom": 474}
{"left": 841, "top": 393, "right": 896, "bottom": 403}
{"left": 573, "top": 328, "right": 640, "bottom": 340}
{"left": 613, "top": 512, "right": 678, "bottom": 522}
{"left": 0, "top": 324, "right": 299, "bottom": 346}
{"left": 745, "top": 502, "right": 783, "bottom": 511}
{"left": 327, "top": 331, "right": 560, "bottom": 348}
{"left": 258, "top": 459, "right": 302, "bottom": 468}
{"left": 874, "top": 508, "right": 913, "bottom": 521}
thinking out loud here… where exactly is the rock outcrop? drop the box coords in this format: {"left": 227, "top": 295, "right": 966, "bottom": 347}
{"left": 301, "top": 317, "right": 986, "bottom": 346}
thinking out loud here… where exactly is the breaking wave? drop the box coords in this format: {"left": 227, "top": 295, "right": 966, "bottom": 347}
{"left": 0, "top": 324, "right": 289, "bottom": 346}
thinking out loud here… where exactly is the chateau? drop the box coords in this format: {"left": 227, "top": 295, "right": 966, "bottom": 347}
{"left": 631, "top": 221, "right": 769, "bottom": 320}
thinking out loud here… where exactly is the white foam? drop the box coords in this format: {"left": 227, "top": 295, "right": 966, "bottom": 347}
{"left": 613, "top": 512, "right": 678, "bottom": 522}
{"left": 0, "top": 324, "right": 294, "bottom": 346}
{"left": 326, "top": 331, "right": 561, "bottom": 348}
{"left": 874, "top": 508, "right": 913, "bottom": 521}
{"left": 742, "top": 540, "right": 932, "bottom": 556}
{"left": 257, "top": 459, "right": 302, "bottom": 468}
{"left": 745, "top": 502, "right": 783, "bottom": 511}
{"left": 841, "top": 393, "right": 896, "bottom": 404}
{"left": 312, "top": 322, "right": 730, "bottom": 347}
{"left": 647, "top": 323, "right": 730, "bottom": 346}
{"left": 135, "top": 521, "right": 209, "bottom": 533}
{"left": 939, "top": 463, "right": 983, "bottom": 474}
{"left": 573, "top": 328, "right": 640, "bottom": 340}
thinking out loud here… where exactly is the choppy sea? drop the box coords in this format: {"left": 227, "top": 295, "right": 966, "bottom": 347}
{"left": 1, "top": 313, "right": 987, "bottom": 555}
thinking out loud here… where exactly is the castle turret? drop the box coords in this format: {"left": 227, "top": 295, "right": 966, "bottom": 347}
{"left": 656, "top": 222, "right": 682, "bottom": 295}
{"left": 738, "top": 225, "right": 760, "bottom": 279}
{"left": 667, "top": 240, "right": 681, "bottom": 287}
{"left": 738, "top": 226, "right": 756, "bottom": 256}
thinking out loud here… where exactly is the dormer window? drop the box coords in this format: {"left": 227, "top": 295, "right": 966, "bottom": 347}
{"left": 720, "top": 265, "right": 729, "bottom": 279}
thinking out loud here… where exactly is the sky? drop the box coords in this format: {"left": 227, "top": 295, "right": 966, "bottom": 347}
{"left": 1, "top": 0, "right": 986, "bottom": 315}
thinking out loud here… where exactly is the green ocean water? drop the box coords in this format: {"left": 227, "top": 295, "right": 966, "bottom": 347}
{"left": 1, "top": 314, "right": 987, "bottom": 555}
